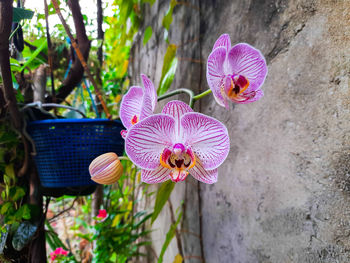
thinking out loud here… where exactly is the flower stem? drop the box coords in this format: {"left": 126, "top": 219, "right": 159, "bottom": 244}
{"left": 157, "top": 88, "right": 211, "bottom": 109}
{"left": 193, "top": 89, "right": 212, "bottom": 101}
{"left": 118, "top": 156, "right": 131, "bottom": 161}
{"left": 157, "top": 88, "right": 195, "bottom": 108}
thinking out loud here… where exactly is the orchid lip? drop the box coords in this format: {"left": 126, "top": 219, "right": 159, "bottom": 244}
{"left": 159, "top": 144, "right": 196, "bottom": 182}
{"left": 170, "top": 170, "right": 188, "bottom": 182}
{"left": 221, "top": 74, "right": 251, "bottom": 102}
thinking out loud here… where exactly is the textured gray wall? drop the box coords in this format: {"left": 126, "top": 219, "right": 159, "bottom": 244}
{"left": 129, "top": 0, "right": 350, "bottom": 262}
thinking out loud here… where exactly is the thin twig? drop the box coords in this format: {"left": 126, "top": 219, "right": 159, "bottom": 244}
{"left": 149, "top": 245, "right": 159, "bottom": 261}
{"left": 168, "top": 199, "right": 185, "bottom": 260}
{"left": 48, "top": 197, "right": 78, "bottom": 222}
{"left": 197, "top": 181, "right": 205, "bottom": 263}
{"left": 44, "top": 0, "right": 56, "bottom": 111}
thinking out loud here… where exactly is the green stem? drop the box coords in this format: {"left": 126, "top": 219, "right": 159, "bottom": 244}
{"left": 8, "top": 23, "right": 20, "bottom": 40}
{"left": 193, "top": 89, "right": 212, "bottom": 101}
{"left": 157, "top": 88, "right": 212, "bottom": 109}
{"left": 118, "top": 156, "right": 131, "bottom": 161}
{"left": 131, "top": 166, "right": 137, "bottom": 230}
{"left": 157, "top": 88, "right": 195, "bottom": 108}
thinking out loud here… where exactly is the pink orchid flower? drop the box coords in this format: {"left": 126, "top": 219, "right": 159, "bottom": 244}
{"left": 207, "top": 34, "right": 267, "bottom": 107}
{"left": 120, "top": 74, "right": 157, "bottom": 137}
{"left": 97, "top": 209, "right": 107, "bottom": 219}
{"left": 125, "top": 100, "right": 230, "bottom": 184}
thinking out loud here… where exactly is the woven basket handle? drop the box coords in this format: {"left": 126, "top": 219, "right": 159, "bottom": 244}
{"left": 22, "top": 102, "right": 87, "bottom": 118}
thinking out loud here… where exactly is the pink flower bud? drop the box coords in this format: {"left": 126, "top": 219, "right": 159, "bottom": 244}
{"left": 89, "top": 153, "right": 123, "bottom": 185}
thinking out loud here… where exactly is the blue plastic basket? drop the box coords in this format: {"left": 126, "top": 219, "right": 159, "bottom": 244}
{"left": 27, "top": 119, "right": 125, "bottom": 188}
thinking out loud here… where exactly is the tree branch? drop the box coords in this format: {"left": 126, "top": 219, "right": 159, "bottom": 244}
{"left": 97, "top": 0, "right": 103, "bottom": 65}
{"left": 0, "top": 0, "right": 29, "bottom": 177}
{"left": 46, "top": 0, "right": 90, "bottom": 103}
{"left": 51, "top": 0, "right": 111, "bottom": 118}
{"left": 0, "top": 0, "right": 21, "bottom": 131}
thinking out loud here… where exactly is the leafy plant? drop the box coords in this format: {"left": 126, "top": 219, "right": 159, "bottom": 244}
{"left": 152, "top": 180, "right": 175, "bottom": 224}
{"left": 158, "top": 207, "right": 182, "bottom": 263}
{"left": 158, "top": 44, "right": 178, "bottom": 95}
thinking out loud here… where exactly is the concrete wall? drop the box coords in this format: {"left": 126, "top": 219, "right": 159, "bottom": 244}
{"left": 129, "top": 0, "right": 350, "bottom": 262}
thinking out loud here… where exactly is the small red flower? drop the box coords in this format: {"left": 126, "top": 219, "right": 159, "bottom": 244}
{"left": 50, "top": 247, "right": 68, "bottom": 262}
{"left": 97, "top": 209, "right": 107, "bottom": 220}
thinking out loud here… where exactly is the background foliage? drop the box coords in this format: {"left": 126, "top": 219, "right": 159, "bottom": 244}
{"left": 0, "top": 0, "right": 182, "bottom": 262}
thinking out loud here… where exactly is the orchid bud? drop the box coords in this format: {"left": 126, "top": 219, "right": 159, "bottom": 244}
{"left": 89, "top": 152, "right": 123, "bottom": 185}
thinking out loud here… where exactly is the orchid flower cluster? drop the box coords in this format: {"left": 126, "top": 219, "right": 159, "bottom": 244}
{"left": 91, "top": 34, "right": 267, "bottom": 185}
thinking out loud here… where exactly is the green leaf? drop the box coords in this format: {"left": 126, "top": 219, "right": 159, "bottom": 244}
{"left": 19, "top": 40, "right": 47, "bottom": 72}
{"left": 158, "top": 44, "right": 177, "bottom": 95}
{"left": 10, "top": 187, "right": 25, "bottom": 202}
{"left": 13, "top": 8, "right": 34, "bottom": 23}
{"left": 110, "top": 252, "right": 117, "bottom": 261}
{"left": 158, "top": 57, "right": 177, "bottom": 96}
{"left": 45, "top": 221, "right": 68, "bottom": 250}
{"left": 0, "top": 202, "right": 13, "bottom": 215}
{"left": 143, "top": 26, "right": 153, "bottom": 46}
{"left": 75, "top": 233, "right": 92, "bottom": 242}
{"left": 10, "top": 58, "right": 21, "bottom": 72}
{"left": 12, "top": 222, "right": 37, "bottom": 251}
{"left": 1, "top": 191, "right": 5, "bottom": 201}
{"left": 5, "top": 164, "right": 15, "bottom": 181}
{"left": 142, "top": 0, "right": 156, "bottom": 5}
{"left": 45, "top": 230, "right": 56, "bottom": 251}
{"left": 158, "top": 209, "right": 182, "bottom": 263}
{"left": 132, "top": 213, "right": 153, "bottom": 229}
{"left": 151, "top": 181, "right": 175, "bottom": 224}
{"left": 162, "top": 0, "right": 177, "bottom": 31}
{"left": 15, "top": 204, "right": 31, "bottom": 220}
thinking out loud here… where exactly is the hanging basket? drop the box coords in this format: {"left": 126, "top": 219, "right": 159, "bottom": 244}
{"left": 27, "top": 118, "right": 125, "bottom": 193}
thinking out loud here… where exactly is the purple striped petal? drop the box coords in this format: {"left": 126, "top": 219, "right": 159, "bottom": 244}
{"left": 190, "top": 159, "right": 218, "bottom": 184}
{"left": 162, "top": 100, "right": 193, "bottom": 136}
{"left": 227, "top": 43, "right": 267, "bottom": 93}
{"left": 206, "top": 47, "right": 228, "bottom": 108}
{"left": 212, "top": 34, "right": 231, "bottom": 53}
{"left": 181, "top": 112, "right": 230, "bottom": 170}
{"left": 120, "top": 86, "right": 144, "bottom": 129}
{"left": 140, "top": 74, "right": 157, "bottom": 120}
{"left": 141, "top": 165, "right": 170, "bottom": 184}
{"left": 237, "top": 89, "right": 264, "bottom": 104}
{"left": 125, "top": 114, "right": 175, "bottom": 170}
